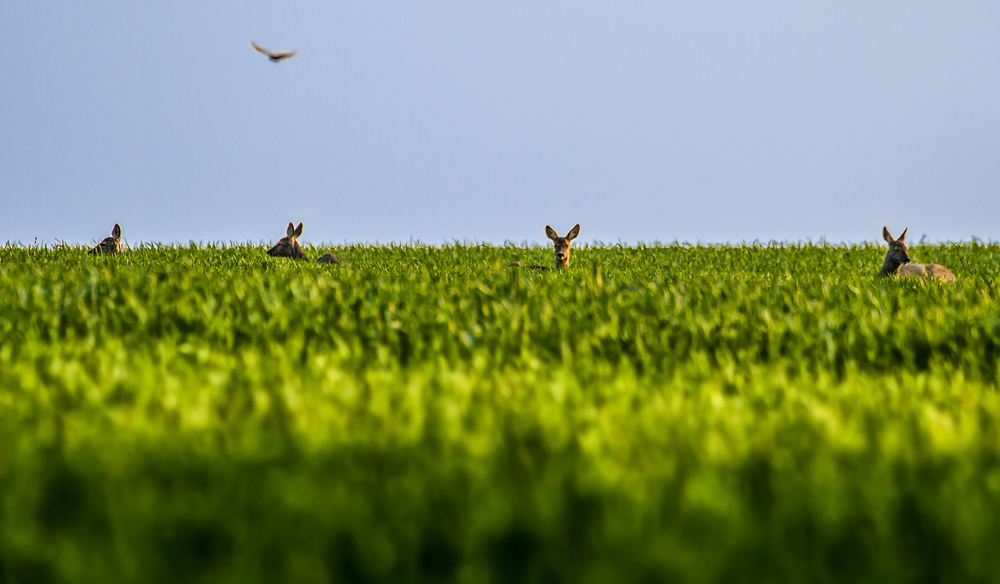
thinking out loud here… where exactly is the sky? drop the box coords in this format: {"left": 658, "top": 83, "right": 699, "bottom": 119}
{"left": 1, "top": 2, "right": 998, "bottom": 247}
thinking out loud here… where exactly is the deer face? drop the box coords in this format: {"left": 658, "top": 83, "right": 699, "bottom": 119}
{"left": 882, "top": 226, "right": 911, "bottom": 274}
{"left": 545, "top": 224, "right": 580, "bottom": 269}
{"left": 268, "top": 222, "right": 307, "bottom": 259}
{"left": 88, "top": 223, "right": 123, "bottom": 255}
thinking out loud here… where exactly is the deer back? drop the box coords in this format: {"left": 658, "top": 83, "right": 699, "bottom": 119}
{"left": 900, "top": 263, "right": 956, "bottom": 281}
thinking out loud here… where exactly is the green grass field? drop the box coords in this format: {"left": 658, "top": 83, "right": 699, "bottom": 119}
{"left": 2, "top": 241, "right": 1000, "bottom": 583}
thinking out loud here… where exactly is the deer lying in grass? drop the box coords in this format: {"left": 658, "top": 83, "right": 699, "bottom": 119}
{"left": 879, "top": 226, "right": 955, "bottom": 281}
{"left": 267, "top": 222, "right": 343, "bottom": 264}
{"left": 508, "top": 224, "right": 580, "bottom": 271}
{"left": 88, "top": 223, "right": 123, "bottom": 255}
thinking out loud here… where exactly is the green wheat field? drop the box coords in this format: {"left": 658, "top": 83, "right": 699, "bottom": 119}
{"left": 2, "top": 241, "right": 1000, "bottom": 583}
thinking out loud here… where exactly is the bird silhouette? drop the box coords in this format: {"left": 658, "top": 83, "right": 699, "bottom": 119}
{"left": 251, "top": 41, "right": 298, "bottom": 62}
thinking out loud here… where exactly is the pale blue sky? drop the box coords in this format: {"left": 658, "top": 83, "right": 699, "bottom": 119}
{"left": 2, "top": 2, "right": 998, "bottom": 246}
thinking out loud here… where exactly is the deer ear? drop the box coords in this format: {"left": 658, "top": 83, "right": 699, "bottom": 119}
{"left": 294, "top": 223, "right": 304, "bottom": 238}
{"left": 565, "top": 224, "right": 580, "bottom": 241}
{"left": 898, "top": 227, "right": 908, "bottom": 243}
{"left": 112, "top": 224, "right": 121, "bottom": 240}
{"left": 882, "top": 226, "right": 894, "bottom": 243}
{"left": 545, "top": 226, "right": 558, "bottom": 240}
{"left": 286, "top": 223, "right": 295, "bottom": 237}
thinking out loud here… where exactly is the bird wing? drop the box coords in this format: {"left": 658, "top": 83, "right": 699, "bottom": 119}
{"left": 271, "top": 51, "right": 298, "bottom": 61}
{"left": 250, "top": 41, "right": 271, "bottom": 56}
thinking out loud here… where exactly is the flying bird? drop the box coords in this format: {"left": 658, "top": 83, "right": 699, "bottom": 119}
{"left": 251, "top": 41, "right": 298, "bottom": 62}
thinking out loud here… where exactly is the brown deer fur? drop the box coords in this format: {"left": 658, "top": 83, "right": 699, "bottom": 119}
{"left": 879, "top": 226, "right": 955, "bottom": 281}
{"left": 268, "top": 222, "right": 308, "bottom": 259}
{"left": 507, "top": 224, "right": 581, "bottom": 270}
{"left": 88, "top": 224, "right": 123, "bottom": 255}
{"left": 546, "top": 224, "right": 580, "bottom": 269}
{"left": 267, "top": 222, "right": 344, "bottom": 264}
{"left": 317, "top": 253, "right": 343, "bottom": 265}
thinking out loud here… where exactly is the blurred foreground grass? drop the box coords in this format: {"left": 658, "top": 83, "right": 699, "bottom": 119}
{"left": 2, "top": 242, "right": 1000, "bottom": 583}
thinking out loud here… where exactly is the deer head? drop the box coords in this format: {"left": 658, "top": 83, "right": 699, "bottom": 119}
{"left": 545, "top": 224, "right": 580, "bottom": 269}
{"left": 88, "top": 223, "right": 123, "bottom": 255}
{"left": 267, "top": 222, "right": 307, "bottom": 259}
{"left": 880, "top": 226, "right": 911, "bottom": 276}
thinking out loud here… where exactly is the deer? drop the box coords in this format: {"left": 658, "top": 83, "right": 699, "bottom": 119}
{"left": 267, "top": 222, "right": 343, "bottom": 264}
{"left": 879, "top": 226, "right": 955, "bottom": 281}
{"left": 88, "top": 223, "right": 123, "bottom": 255}
{"left": 507, "top": 224, "right": 581, "bottom": 271}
